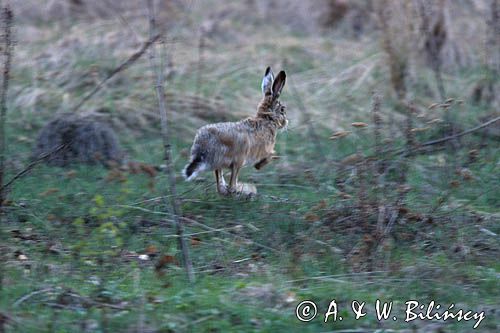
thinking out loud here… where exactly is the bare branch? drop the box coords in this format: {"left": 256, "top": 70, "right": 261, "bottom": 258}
{"left": 71, "top": 34, "right": 160, "bottom": 113}
{"left": 0, "top": 144, "right": 68, "bottom": 193}
{"left": 147, "top": 0, "right": 195, "bottom": 283}
{"left": 419, "top": 115, "right": 500, "bottom": 148}
{"left": 0, "top": 5, "right": 14, "bottom": 205}
{"left": 388, "top": 115, "right": 500, "bottom": 156}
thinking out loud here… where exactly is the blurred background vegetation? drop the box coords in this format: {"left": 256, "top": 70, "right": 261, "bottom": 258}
{"left": 0, "top": 0, "right": 498, "bottom": 332}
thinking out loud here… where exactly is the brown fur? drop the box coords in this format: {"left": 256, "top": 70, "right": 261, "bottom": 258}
{"left": 183, "top": 68, "right": 287, "bottom": 195}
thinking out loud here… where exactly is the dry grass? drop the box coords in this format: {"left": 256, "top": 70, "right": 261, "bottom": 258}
{"left": 5, "top": 0, "right": 496, "bottom": 163}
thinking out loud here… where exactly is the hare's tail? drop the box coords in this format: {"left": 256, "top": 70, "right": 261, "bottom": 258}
{"left": 183, "top": 154, "right": 207, "bottom": 181}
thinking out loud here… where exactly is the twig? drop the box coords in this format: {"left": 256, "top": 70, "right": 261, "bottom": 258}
{"left": 372, "top": 92, "right": 383, "bottom": 171}
{"left": 285, "top": 271, "right": 388, "bottom": 284}
{"left": 0, "top": 144, "right": 67, "bottom": 193}
{"left": 147, "top": 0, "right": 195, "bottom": 283}
{"left": 384, "top": 207, "right": 400, "bottom": 236}
{"left": 0, "top": 311, "right": 22, "bottom": 332}
{"left": 161, "top": 226, "right": 246, "bottom": 238}
{"left": 115, "top": 204, "right": 280, "bottom": 253}
{"left": 321, "top": 328, "right": 399, "bottom": 333}
{"left": 419, "top": 115, "right": 500, "bottom": 147}
{"left": 417, "top": 0, "right": 446, "bottom": 100}
{"left": 14, "top": 287, "right": 127, "bottom": 311}
{"left": 195, "top": 29, "right": 206, "bottom": 97}
{"left": 393, "top": 115, "right": 500, "bottom": 156}
{"left": 64, "top": 292, "right": 127, "bottom": 310}
{"left": 0, "top": 5, "right": 13, "bottom": 206}
{"left": 70, "top": 34, "right": 160, "bottom": 113}
{"left": 180, "top": 315, "right": 216, "bottom": 329}
{"left": 13, "top": 288, "right": 56, "bottom": 307}
{"left": 101, "top": 0, "right": 141, "bottom": 43}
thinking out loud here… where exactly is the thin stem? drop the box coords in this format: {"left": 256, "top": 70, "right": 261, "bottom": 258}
{"left": 147, "top": 0, "right": 195, "bottom": 283}
{"left": 0, "top": 5, "right": 13, "bottom": 206}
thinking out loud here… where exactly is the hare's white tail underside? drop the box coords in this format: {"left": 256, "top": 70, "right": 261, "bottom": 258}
{"left": 182, "top": 156, "right": 207, "bottom": 181}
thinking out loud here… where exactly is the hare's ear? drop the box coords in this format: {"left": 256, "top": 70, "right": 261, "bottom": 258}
{"left": 272, "top": 70, "right": 286, "bottom": 99}
{"left": 261, "top": 66, "right": 274, "bottom": 95}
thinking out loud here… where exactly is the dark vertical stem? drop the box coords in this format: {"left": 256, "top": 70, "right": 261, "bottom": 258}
{"left": 417, "top": 0, "right": 446, "bottom": 100}
{"left": 371, "top": 92, "right": 383, "bottom": 206}
{"left": 488, "top": 0, "right": 499, "bottom": 74}
{"left": 0, "top": 4, "right": 13, "bottom": 294}
{"left": 371, "top": 92, "right": 383, "bottom": 173}
{"left": 485, "top": 0, "right": 499, "bottom": 103}
{"left": 195, "top": 31, "right": 205, "bottom": 98}
{"left": 0, "top": 5, "right": 13, "bottom": 208}
{"left": 147, "top": 0, "right": 195, "bottom": 283}
{"left": 376, "top": 0, "right": 407, "bottom": 100}
{"left": 401, "top": 101, "right": 416, "bottom": 184}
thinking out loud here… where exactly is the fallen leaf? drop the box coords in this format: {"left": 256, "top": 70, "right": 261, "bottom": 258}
{"left": 427, "top": 118, "right": 443, "bottom": 124}
{"left": 330, "top": 131, "right": 351, "bottom": 140}
{"left": 304, "top": 212, "right": 320, "bottom": 222}
{"left": 39, "top": 188, "right": 59, "bottom": 196}
{"left": 411, "top": 127, "right": 430, "bottom": 133}
{"left": 341, "top": 153, "right": 363, "bottom": 165}
{"left": 285, "top": 292, "right": 296, "bottom": 303}
{"left": 155, "top": 255, "right": 177, "bottom": 272}
{"left": 145, "top": 245, "right": 158, "bottom": 256}
{"left": 65, "top": 170, "right": 77, "bottom": 179}
{"left": 17, "top": 136, "right": 31, "bottom": 143}
{"left": 191, "top": 237, "right": 202, "bottom": 246}
{"left": 140, "top": 163, "right": 157, "bottom": 177}
{"left": 339, "top": 192, "right": 352, "bottom": 199}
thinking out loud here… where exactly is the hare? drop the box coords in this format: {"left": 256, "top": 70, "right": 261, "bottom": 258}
{"left": 183, "top": 67, "right": 287, "bottom": 195}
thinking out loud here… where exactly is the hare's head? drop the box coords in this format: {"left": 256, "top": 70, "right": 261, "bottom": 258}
{"left": 259, "top": 67, "right": 288, "bottom": 129}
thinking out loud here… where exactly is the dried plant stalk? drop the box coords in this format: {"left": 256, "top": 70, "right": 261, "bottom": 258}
{"left": 0, "top": 5, "right": 13, "bottom": 207}
{"left": 375, "top": 0, "right": 408, "bottom": 100}
{"left": 416, "top": 0, "right": 447, "bottom": 99}
{"left": 371, "top": 92, "right": 383, "bottom": 174}
{"left": 147, "top": 0, "right": 195, "bottom": 283}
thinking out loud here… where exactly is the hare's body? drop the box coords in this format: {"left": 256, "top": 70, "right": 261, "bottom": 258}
{"left": 183, "top": 67, "right": 287, "bottom": 195}
{"left": 189, "top": 119, "right": 277, "bottom": 172}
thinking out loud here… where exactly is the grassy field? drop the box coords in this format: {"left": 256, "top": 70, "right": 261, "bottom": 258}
{"left": 0, "top": 1, "right": 499, "bottom": 332}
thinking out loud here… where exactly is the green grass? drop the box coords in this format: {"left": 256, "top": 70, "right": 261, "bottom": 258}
{"left": 1, "top": 119, "right": 498, "bottom": 332}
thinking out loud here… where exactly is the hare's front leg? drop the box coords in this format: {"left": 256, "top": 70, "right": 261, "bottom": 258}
{"left": 254, "top": 157, "right": 270, "bottom": 170}
{"left": 255, "top": 153, "right": 279, "bottom": 170}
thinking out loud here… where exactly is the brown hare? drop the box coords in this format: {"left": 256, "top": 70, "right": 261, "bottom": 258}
{"left": 183, "top": 67, "right": 287, "bottom": 195}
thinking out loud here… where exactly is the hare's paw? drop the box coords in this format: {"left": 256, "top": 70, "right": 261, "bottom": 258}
{"left": 236, "top": 183, "right": 257, "bottom": 198}
{"left": 217, "top": 184, "right": 230, "bottom": 196}
{"left": 222, "top": 183, "right": 257, "bottom": 199}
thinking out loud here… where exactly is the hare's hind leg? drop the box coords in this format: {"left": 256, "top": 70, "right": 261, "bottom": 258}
{"left": 214, "top": 169, "right": 227, "bottom": 195}
{"left": 228, "top": 164, "right": 241, "bottom": 193}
